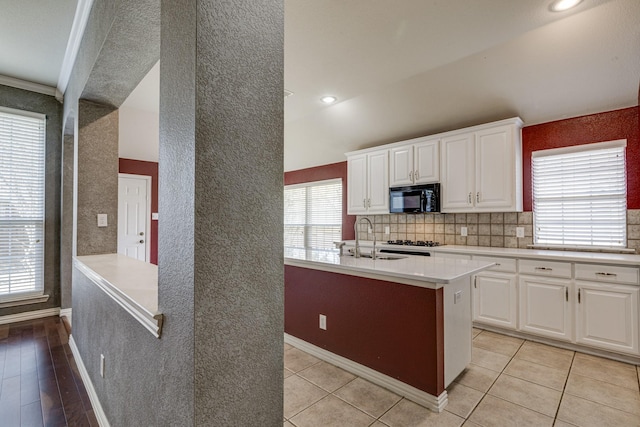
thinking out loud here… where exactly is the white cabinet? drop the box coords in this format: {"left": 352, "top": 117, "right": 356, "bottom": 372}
{"left": 519, "top": 275, "right": 573, "bottom": 342}
{"left": 472, "top": 256, "right": 518, "bottom": 330}
{"left": 575, "top": 264, "right": 639, "bottom": 355}
{"left": 441, "top": 119, "right": 523, "bottom": 213}
{"left": 389, "top": 138, "right": 439, "bottom": 186}
{"left": 347, "top": 150, "right": 389, "bottom": 215}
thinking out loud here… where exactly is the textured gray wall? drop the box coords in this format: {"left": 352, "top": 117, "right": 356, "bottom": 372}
{"left": 76, "top": 100, "right": 118, "bottom": 255}
{"left": 60, "top": 132, "right": 74, "bottom": 309}
{"left": 0, "top": 84, "right": 62, "bottom": 315}
{"left": 161, "top": 0, "right": 284, "bottom": 425}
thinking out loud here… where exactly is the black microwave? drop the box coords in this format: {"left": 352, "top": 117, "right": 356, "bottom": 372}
{"left": 389, "top": 183, "right": 440, "bottom": 213}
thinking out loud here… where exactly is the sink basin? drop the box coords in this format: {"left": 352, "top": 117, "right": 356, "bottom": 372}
{"left": 345, "top": 253, "right": 406, "bottom": 260}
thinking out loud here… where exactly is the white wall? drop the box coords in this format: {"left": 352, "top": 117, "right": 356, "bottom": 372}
{"left": 118, "top": 105, "right": 159, "bottom": 162}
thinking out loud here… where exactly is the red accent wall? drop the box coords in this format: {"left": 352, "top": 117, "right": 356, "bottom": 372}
{"left": 522, "top": 107, "right": 640, "bottom": 211}
{"left": 285, "top": 265, "right": 445, "bottom": 395}
{"left": 119, "top": 158, "right": 159, "bottom": 265}
{"left": 284, "top": 161, "right": 355, "bottom": 240}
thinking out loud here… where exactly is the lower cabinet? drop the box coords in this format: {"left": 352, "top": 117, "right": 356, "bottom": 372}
{"left": 575, "top": 281, "right": 639, "bottom": 355}
{"left": 473, "top": 272, "right": 517, "bottom": 329}
{"left": 518, "top": 275, "right": 573, "bottom": 342}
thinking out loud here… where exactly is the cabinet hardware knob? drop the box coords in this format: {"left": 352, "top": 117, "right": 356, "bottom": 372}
{"left": 468, "top": 193, "right": 472, "bottom": 204}
{"left": 476, "top": 192, "right": 480, "bottom": 203}
{"left": 139, "top": 240, "right": 145, "bottom": 244}
{"left": 139, "top": 232, "right": 144, "bottom": 236}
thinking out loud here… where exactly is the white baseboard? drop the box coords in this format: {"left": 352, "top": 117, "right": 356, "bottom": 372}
{"left": 284, "top": 334, "right": 448, "bottom": 412}
{"left": 59, "top": 308, "right": 72, "bottom": 324}
{"left": 0, "top": 307, "right": 60, "bottom": 325}
{"left": 69, "top": 335, "right": 110, "bottom": 427}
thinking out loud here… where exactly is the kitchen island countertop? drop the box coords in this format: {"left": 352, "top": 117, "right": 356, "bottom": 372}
{"left": 284, "top": 247, "right": 494, "bottom": 289}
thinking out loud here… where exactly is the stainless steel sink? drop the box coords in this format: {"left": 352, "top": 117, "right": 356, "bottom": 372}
{"left": 345, "top": 253, "right": 406, "bottom": 260}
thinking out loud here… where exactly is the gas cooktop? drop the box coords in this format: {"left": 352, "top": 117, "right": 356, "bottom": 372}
{"left": 385, "top": 240, "right": 441, "bottom": 247}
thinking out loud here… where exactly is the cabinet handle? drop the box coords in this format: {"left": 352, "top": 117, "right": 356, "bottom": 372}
{"left": 595, "top": 272, "right": 617, "bottom": 277}
{"left": 468, "top": 193, "right": 472, "bottom": 204}
{"left": 578, "top": 288, "right": 581, "bottom": 304}
{"left": 565, "top": 287, "right": 568, "bottom": 302}
{"left": 476, "top": 192, "right": 480, "bottom": 203}
{"left": 363, "top": 198, "right": 366, "bottom": 208}
{"left": 368, "top": 198, "right": 371, "bottom": 208}
{"left": 534, "top": 267, "right": 553, "bottom": 271}
{"left": 410, "top": 171, "right": 414, "bottom": 181}
{"left": 415, "top": 170, "right": 419, "bottom": 180}
{"left": 474, "top": 277, "right": 477, "bottom": 288}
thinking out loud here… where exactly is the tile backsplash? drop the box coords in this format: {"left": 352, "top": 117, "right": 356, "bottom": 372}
{"left": 356, "top": 209, "right": 640, "bottom": 253}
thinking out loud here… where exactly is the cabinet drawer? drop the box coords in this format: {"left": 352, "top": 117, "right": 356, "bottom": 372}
{"left": 473, "top": 256, "right": 517, "bottom": 274}
{"left": 432, "top": 252, "right": 472, "bottom": 260}
{"left": 519, "top": 259, "right": 572, "bottom": 278}
{"left": 575, "top": 263, "right": 639, "bottom": 285}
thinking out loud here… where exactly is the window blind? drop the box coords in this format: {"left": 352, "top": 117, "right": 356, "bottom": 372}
{"left": 284, "top": 179, "right": 342, "bottom": 251}
{"left": 0, "top": 107, "right": 46, "bottom": 299}
{"left": 532, "top": 140, "right": 626, "bottom": 248}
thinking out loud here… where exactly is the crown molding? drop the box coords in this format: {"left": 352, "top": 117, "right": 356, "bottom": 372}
{"left": 57, "top": 0, "right": 95, "bottom": 96}
{"left": 0, "top": 75, "right": 58, "bottom": 97}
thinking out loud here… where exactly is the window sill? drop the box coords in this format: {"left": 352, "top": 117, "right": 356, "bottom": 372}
{"left": 0, "top": 294, "right": 50, "bottom": 309}
{"left": 528, "top": 244, "right": 636, "bottom": 254}
{"left": 73, "top": 254, "right": 163, "bottom": 338}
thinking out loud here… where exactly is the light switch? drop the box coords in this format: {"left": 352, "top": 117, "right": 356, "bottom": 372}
{"left": 454, "top": 290, "right": 463, "bottom": 304}
{"left": 97, "top": 214, "right": 108, "bottom": 227}
{"left": 152, "top": 212, "right": 159, "bottom": 220}
{"left": 384, "top": 226, "right": 390, "bottom": 235}
{"left": 516, "top": 227, "right": 525, "bottom": 238}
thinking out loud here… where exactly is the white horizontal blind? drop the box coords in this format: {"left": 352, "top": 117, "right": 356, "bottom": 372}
{"left": 284, "top": 179, "right": 342, "bottom": 251}
{"left": 0, "top": 107, "right": 46, "bottom": 298}
{"left": 532, "top": 140, "right": 626, "bottom": 247}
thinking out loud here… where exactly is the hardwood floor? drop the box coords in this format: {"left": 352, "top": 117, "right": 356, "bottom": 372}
{"left": 0, "top": 316, "right": 96, "bottom": 427}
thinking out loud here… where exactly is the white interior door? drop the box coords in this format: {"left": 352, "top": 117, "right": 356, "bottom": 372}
{"left": 118, "top": 174, "right": 150, "bottom": 262}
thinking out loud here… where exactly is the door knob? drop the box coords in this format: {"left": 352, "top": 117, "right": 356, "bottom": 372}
{"left": 139, "top": 240, "right": 145, "bottom": 244}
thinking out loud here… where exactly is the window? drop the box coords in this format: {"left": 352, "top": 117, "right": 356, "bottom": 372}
{"left": 532, "top": 140, "right": 626, "bottom": 248}
{"left": 284, "top": 179, "right": 342, "bottom": 251}
{"left": 0, "top": 107, "right": 46, "bottom": 300}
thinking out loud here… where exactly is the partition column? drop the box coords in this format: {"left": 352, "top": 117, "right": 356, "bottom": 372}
{"left": 160, "top": 1, "right": 284, "bottom": 425}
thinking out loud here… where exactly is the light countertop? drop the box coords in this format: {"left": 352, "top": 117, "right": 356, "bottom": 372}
{"left": 343, "top": 241, "right": 640, "bottom": 266}
{"left": 284, "top": 248, "right": 495, "bottom": 289}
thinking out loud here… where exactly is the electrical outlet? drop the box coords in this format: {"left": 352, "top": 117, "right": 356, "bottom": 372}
{"left": 319, "top": 314, "right": 327, "bottom": 330}
{"left": 384, "top": 226, "right": 390, "bottom": 235}
{"left": 516, "top": 227, "right": 525, "bottom": 238}
{"left": 97, "top": 214, "right": 108, "bottom": 227}
{"left": 460, "top": 226, "right": 468, "bottom": 237}
{"left": 100, "top": 354, "right": 105, "bottom": 378}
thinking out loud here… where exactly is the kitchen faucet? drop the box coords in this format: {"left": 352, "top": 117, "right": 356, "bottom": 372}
{"left": 354, "top": 217, "right": 376, "bottom": 259}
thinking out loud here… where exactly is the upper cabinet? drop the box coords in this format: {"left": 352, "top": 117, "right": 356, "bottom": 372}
{"left": 347, "top": 149, "right": 389, "bottom": 215}
{"left": 389, "top": 137, "right": 439, "bottom": 186}
{"left": 441, "top": 119, "right": 523, "bottom": 213}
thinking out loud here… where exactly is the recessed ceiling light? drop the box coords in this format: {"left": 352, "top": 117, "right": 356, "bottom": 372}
{"left": 549, "top": 0, "right": 582, "bottom": 12}
{"left": 321, "top": 95, "right": 337, "bottom": 104}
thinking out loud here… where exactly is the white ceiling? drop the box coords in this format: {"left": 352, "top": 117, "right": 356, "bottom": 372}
{"left": 284, "top": 0, "right": 640, "bottom": 171}
{"left": 0, "top": 0, "right": 78, "bottom": 88}
{"left": 1, "top": 1, "right": 639, "bottom": 174}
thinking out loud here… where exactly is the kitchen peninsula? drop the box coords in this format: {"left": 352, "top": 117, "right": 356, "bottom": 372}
{"left": 284, "top": 248, "right": 494, "bottom": 412}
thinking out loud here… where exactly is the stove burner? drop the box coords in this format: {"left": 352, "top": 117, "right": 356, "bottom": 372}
{"left": 385, "top": 240, "right": 440, "bottom": 247}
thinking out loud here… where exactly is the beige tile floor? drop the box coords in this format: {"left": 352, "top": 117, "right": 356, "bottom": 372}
{"left": 284, "top": 328, "right": 640, "bottom": 426}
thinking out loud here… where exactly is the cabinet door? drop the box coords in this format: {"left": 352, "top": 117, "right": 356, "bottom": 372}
{"left": 475, "top": 125, "right": 520, "bottom": 211}
{"left": 367, "top": 150, "right": 389, "bottom": 214}
{"left": 518, "top": 275, "right": 572, "bottom": 341}
{"left": 414, "top": 139, "right": 440, "bottom": 184}
{"left": 347, "top": 154, "right": 368, "bottom": 214}
{"left": 389, "top": 145, "right": 414, "bottom": 187}
{"left": 473, "top": 273, "right": 517, "bottom": 329}
{"left": 441, "top": 133, "right": 474, "bottom": 211}
{"left": 576, "top": 281, "right": 639, "bottom": 355}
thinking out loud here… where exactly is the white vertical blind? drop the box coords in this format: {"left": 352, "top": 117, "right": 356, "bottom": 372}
{"left": 284, "top": 179, "right": 342, "bottom": 251}
{"left": 532, "top": 140, "right": 626, "bottom": 247}
{"left": 0, "top": 107, "right": 46, "bottom": 298}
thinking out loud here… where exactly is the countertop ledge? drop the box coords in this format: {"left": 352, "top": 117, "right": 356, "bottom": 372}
{"left": 342, "top": 242, "right": 640, "bottom": 266}
{"left": 284, "top": 248, "right": 495, "bottom": 289}
{"left": 73, "top": 254, "right": 163, "bottom": 338}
